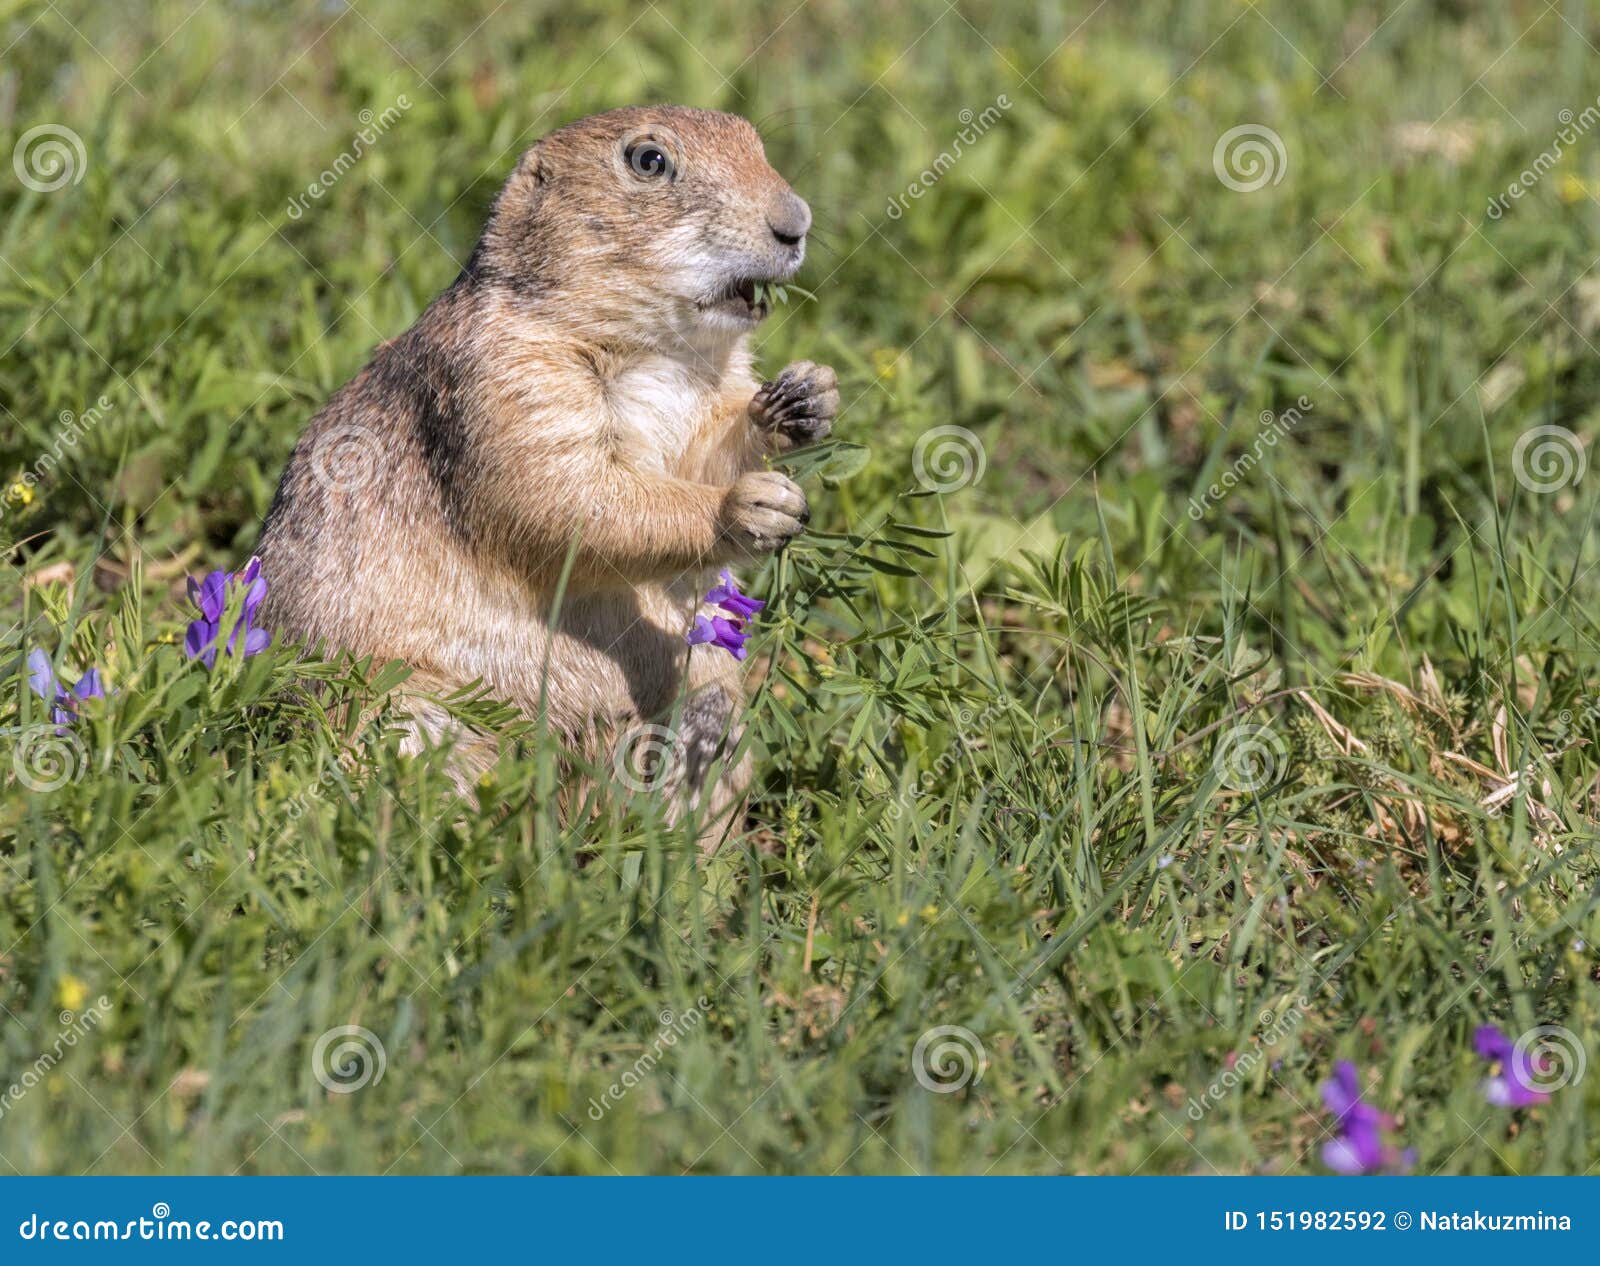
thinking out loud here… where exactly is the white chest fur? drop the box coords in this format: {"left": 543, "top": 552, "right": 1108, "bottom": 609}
{"left": 601, "top": 354, "right": 716, "bottom": 473}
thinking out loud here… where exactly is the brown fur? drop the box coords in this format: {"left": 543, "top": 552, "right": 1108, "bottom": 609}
{"left": 258, "top": 106, "right": 839, "bottom": 837}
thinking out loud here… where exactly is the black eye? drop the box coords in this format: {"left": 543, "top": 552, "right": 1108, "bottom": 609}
{"left": 624, "top": 140, "right": 674, "bottom": 180}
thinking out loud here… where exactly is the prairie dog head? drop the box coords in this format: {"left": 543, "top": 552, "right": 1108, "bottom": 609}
{"left": 476, "top": 106, "right": 811, "bottom": 350}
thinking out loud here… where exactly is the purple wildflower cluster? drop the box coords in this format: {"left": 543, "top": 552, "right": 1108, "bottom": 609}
{"left": 687, "top": 569, "right": 764, "bottom": 660}
{"left": 184, "top": 556, "right": 271, "bottom": 668}
{"left": 1319, "top": 1062, "right": 1414, "bottom": 1175}
{"left": 26, "top": 649, "right": 104, "bottom": 728}
{"left": 1320, "top": 1023, "right": 1555, "bottom": 1174}
{"left": 1473, "top": 1024, "right": 1550, "bottom": 1107}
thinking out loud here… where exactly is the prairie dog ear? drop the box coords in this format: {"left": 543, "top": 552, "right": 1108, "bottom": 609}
{"left": 514, "top": 143, "right": 546, "bottom": 186}
{"left": 493, "top": 144, "right": 547, "bottom": 230}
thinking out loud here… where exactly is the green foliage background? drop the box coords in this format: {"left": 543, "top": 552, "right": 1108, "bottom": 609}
{"left": 2, "top": 0, "right": 1599, "bottom": 1174}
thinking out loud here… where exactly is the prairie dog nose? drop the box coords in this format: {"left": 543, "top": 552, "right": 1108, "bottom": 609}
{"left": 768, "top": 190, "right": 811, "bottom": 247}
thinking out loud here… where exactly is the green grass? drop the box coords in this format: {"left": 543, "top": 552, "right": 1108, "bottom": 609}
{"left": 3, "top": 0, "right": 1600, "bottom": 1175}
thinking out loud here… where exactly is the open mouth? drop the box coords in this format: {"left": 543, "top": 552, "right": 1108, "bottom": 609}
{"left": 700, "top": 276, "right": 772, "bottom": 323}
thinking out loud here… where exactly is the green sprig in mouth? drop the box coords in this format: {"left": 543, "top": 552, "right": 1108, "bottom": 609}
{"left": 750, "top": 281, "right": 816, "bottom": 312}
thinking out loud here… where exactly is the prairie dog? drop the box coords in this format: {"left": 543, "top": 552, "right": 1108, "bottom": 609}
{"left": 258, "top": 106, "right": 839, "bottom": 827}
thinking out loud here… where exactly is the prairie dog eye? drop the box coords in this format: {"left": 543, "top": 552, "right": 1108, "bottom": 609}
{"left": 624, "top": 139, "right": 675, "bottom": 180}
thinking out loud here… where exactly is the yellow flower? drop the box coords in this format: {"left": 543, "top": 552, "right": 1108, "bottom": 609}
{"left": 1558, "top": 173, "right": 1599, "bottom": 204}
{"left": 6, "top": 478, "right": 34, "bottom": 506}
{"left": 895, "top": 911, "right": 910, "bottom": 927}
{"left": 56, "top": 975, "right": 88, "bottom": 1014}
{"left": 864, "top": 44, "right": 899, "bottom": 80}
{"left": 920, "top": 904, "right": 939, "bottom": 921}
{"left": 871, "top": 348, "right": 900, "bottom": 381}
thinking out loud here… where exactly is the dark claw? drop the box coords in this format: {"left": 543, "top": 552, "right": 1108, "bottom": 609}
{"left": 751, "top": 361, "right": 838, "bottom": 446}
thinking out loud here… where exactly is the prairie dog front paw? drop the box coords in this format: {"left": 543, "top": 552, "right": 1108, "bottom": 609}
{"left": 718, "top": 470, "right": 809, "bottom": 559}
{"left": 750, "top": 361, "right": 839, "bottom": 447}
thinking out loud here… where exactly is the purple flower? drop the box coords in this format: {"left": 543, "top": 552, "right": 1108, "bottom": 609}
{"left": 184, "top": 555, "right": 273, "bottom": 669}
{"left": 1320, "top": 1061, "right": 1413, "bottom": 1175}
{"left": 1473, "top": 1025, "right": 1550, "bottom": 1107}
{"left": 688, "top": 614, "right": 751, "bottom": 660}
{"left": 705, "top": 569, "right": 765, "bottom": 621}
{"left": 687, "top": 569, "right": 764, "bottom": 659}
{"left": 26, "top": 647, "right": 56, "bottom": 701}
{"left": 74, "top": 667, "right": 105, "bottom": 701}
{"left": 26, "top": 648, "right": 105, "bottom": 728}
